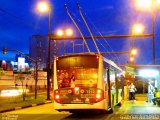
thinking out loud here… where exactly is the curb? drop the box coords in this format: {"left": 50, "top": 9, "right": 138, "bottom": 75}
{"left": 0, "top": 101, "right": 52, "bottom": 113}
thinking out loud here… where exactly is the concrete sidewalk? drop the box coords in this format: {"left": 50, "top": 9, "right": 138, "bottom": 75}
{"left": 135, "top": 93, "right": 147, "bottom": 101}
{"left": 117, "top": 99, "right": 160, "bottom": 114}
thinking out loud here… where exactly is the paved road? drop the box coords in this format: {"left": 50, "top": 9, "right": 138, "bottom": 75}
{"left": 1, "top": 100, "right": 160, "bottom": 120}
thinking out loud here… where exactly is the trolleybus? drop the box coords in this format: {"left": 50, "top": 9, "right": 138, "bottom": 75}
{"left": 53, "top": 53, "right": 124, "bottom": 113}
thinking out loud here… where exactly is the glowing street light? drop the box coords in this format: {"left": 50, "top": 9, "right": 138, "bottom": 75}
{"left": 131, "top": 23, "right": 144, "bottom": 49}
{"left": 57, "top": 29, "right": 64, "bottom": 36}
{"left": 130, "top": 57, "right": 134, "bottom": 62}
{"left": 37, "top": 1, "right": 50, "bottom": 13}
{"left": 132, "top": 24, "right": 144, "bottom": 35}
{"left": 134, "top": 0, "right": 160, "bottom": 10}
{"left": 56, "top": 28, "right": 74, "bottom": 53}
{"left": 56, "top": 28, "right": 73, "bottom": 37}
{"left": 65, "top": 28, "right": 73, "bottom": 36}
{"left": 131, "top": 49, "right": 137, "bottom": 55}
{"left": 157, "top": 0, "right": 160, "bottom": 4}
{"left": 134, "top": 0, "right": 152, "bottom": 11}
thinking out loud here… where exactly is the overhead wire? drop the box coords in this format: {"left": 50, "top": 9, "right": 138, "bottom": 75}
{"left": 76, "top": 2, "right": 100, "bottom": 54}
{"left": 64, "top": 4, "right": 91, "bottom": 53}
{"left": 80, "top": 8, "right": 122, "bottom": 64}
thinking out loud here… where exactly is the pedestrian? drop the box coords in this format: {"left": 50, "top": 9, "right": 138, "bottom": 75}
{"left": 152, "top": 88, "right": 157, "bottom": 105}
{"left": 129, "top": 83, "right": 136, "bottom": 100}
{"left": 146, "top": 81, "right": 154, "bottom": 102}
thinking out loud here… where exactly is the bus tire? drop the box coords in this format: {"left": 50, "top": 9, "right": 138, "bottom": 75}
{"left": 108, "top": 107, "right": 114, "bottom": 114}
{"left": 117, "top": 102, "right": 122, "bottom": 106}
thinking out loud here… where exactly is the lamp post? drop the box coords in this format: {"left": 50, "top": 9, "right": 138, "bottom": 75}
{"left": 151, "top": 0, "right": 156, "bottom": 64}
{"left": 47, "top": 8, "right": 52, "bottom": 100}
{"left": 134, "top": 0, "right": 160, "bottom": 64}
{"left": 36, "top": 1, "right": 52, "bottom": 100}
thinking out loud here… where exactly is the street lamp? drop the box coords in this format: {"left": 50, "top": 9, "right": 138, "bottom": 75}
{"left": 134, "top": 0, "right": 160, "bottom": 64}
{"left": 131, "top": 49, "right": 137, "bottom": 56}
{"left": 56, "top": 28, "right": 73, "bottom": 37}
{"left": 130, "top": 56, "right": 134, "bottom": 62}
{"left": 131, "top": 23, "right": 144, "bottom": 49}
{"left": 134, "top": 0, "right": 152, "bottom": 11}
{"left": 56, "top": 28, "right": 73, "bottom": 53}
{"left": 36, "top": 1, "right": 52, "bottom": 100}
{"left": 129, "top": 23, "right": 144, "bottom": 64}
{"left": 132, "top": 24, "right": 144, "bottom": 35}
{"left": 65, "top": 28, "right": 73, "bottom": 36}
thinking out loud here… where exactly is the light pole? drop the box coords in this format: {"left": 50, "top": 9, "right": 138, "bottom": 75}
{"left": 134, "top": 0, "right": 160, "bottom": 64}
{"left": 151, "top": 0, "right": 156, "bottom": 64}
{"left": 36, "top": 1, "right": 52, "bottom": 100}
{"left": 47, "top": 6, "right": 52, "bottom": 101}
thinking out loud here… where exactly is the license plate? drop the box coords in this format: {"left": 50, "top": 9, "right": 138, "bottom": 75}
{"left": 81, "top": 94, "right": 94, "bottom": 98}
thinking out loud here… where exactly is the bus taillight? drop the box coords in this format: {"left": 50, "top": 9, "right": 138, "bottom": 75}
{"left": 97, "top": 89, "right": 101, "bottom": 94}
{"left": 55, "top": 94, "right": 60, "bottom": 99}
{"left": 96, "top": 94, "right": 101, "bottom": 99}
{"left": 95, "top": 89, "right": 104, "bottom": 102}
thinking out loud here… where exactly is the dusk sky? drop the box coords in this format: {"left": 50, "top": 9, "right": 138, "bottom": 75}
{"left": 0, "top": 0, "right": 160, "bottom": 65}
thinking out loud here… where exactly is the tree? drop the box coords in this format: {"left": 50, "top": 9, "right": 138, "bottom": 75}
{"left": 15, "top": 68, "right": 31, "bottom": 101}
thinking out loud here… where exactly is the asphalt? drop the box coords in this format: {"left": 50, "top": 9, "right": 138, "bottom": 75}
{"left": 1, "top": 94, "right": 159, "bottom": 113}
{"left": 0, "top": 100, "right": 52, "bottom": 113}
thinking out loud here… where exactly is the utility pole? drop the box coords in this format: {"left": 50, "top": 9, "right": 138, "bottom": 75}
{"left": 46, "top": 5, "right": 52, "bottom": 100}
{"left": 152, "top": 0, "right": 156, "bottom": 64}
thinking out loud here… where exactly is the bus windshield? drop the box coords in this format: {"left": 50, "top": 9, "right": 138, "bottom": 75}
{"left": 56, "top": 55, "right": 98, "bottom": 88}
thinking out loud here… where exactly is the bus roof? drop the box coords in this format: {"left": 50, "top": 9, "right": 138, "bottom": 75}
{"left": 57, "top": 53, "right": 122, "bottom": 71}
{"left": 103, "top": 57, "right": 122, "bottom": 71}
{"left": 59, "top": 52, "right": 96, "bottom": 58}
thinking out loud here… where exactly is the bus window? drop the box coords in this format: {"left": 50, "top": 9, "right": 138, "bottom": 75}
{"left": 110, "top": 70, "right": 116, "bottom": 90}
{"left": 57, "top": 55, "right": 98, "bottom": 88}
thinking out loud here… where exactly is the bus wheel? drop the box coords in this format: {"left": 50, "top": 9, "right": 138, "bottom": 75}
{"left": 108, "top": 104, "right": 114, "bottom": 113}
{"left": 117, "top": 102, "right": 122, "bottom": 106}
{"left": 108, "top": 107, "right": 114, "bottom": 114}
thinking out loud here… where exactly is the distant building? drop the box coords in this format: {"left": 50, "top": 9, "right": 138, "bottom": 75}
{"left": 29, "top": 35, "right": 61, "bottom": 70}
{"left": 0, "top": 60, "right": 11, "bottom": 70}
{"left": 0, "top": 58, "right": 29, "bottom": 71}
